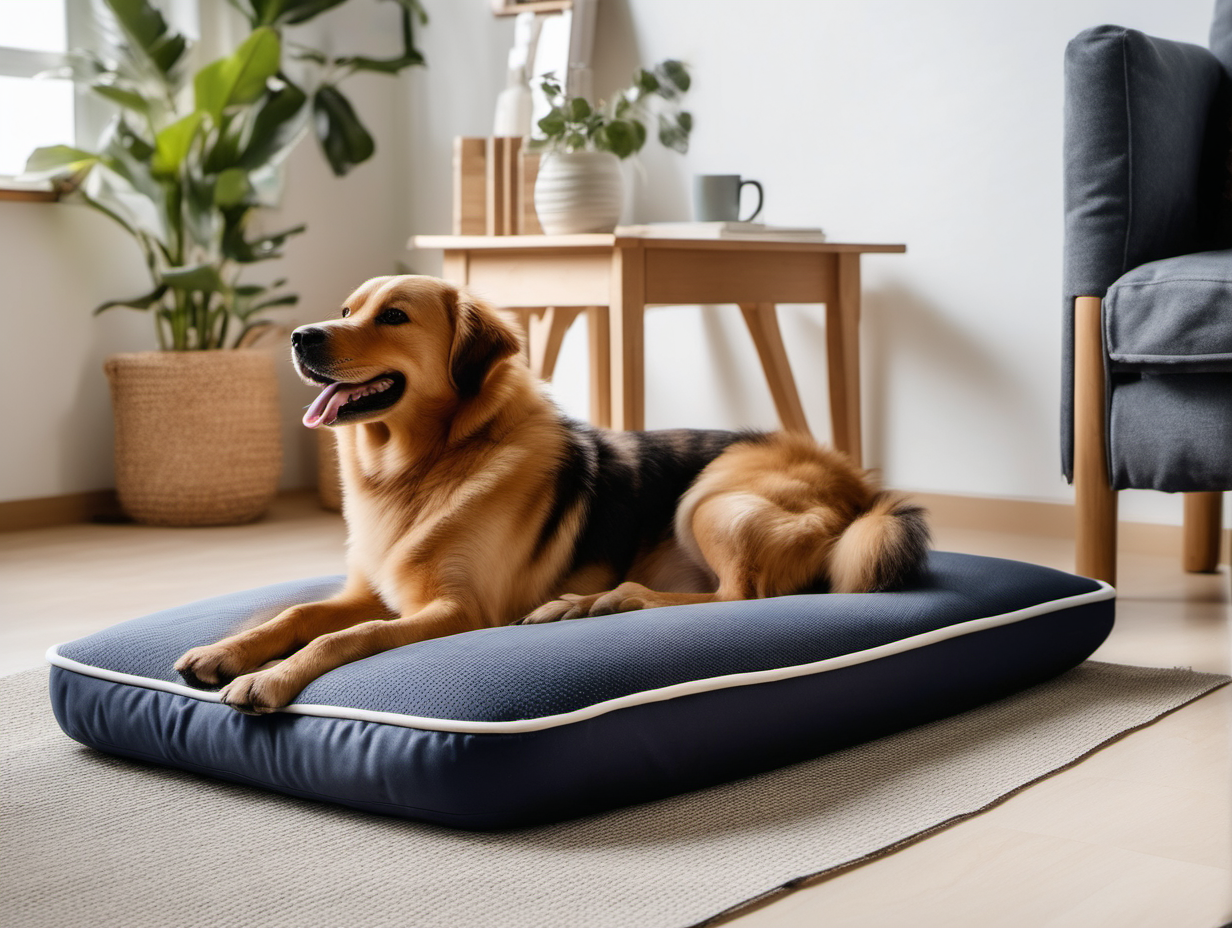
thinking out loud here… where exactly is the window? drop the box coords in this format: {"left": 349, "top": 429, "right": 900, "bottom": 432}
{"left": 0, "top": 0, "right": 88, "bottom": 183}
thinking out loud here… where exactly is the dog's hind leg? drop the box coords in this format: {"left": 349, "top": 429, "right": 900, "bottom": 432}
{"left": 522, "top": 436, "right": 876, "bottom": 623}
{"left": 522, "top": 487, "right": 837, "bottom": 622}
{"left": 175, "top": 578, "right": 393, "bottom": 689}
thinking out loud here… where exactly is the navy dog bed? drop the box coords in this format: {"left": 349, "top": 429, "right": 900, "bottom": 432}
{"left": 47, "top": 551, "right": 1114, "bottom": 829}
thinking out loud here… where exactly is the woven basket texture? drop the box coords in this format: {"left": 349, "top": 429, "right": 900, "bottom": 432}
{"left": 104, "top": 351, "right": 283, "bottom": 526}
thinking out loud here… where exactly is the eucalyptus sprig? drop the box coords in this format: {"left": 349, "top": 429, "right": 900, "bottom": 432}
{"left": 533, "top": 59, "right": 693, "bottom": 159}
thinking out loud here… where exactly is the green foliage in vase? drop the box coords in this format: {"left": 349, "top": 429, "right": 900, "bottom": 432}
{"left": 24, "top": 0, "right": 426, "bottom": 349}
{"left": 533, "top": 59, "right": 692, "bottom": 160}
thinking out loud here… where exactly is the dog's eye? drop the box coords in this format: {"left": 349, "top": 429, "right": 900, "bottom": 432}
{"left": 376, "top": 308, "right": 409, "bottom": 326}
{"left": 340, "top": 307, "right": 351, "bottom": 318}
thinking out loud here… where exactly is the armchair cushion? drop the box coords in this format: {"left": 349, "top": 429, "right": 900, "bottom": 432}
{"left": 1110, "top": 372, "right": 1232, "bottom": 490}
{"left": 1104, "top": 249, "right": 1232, "bottom": 370}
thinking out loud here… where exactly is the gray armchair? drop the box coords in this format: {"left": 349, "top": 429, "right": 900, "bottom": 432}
{"left": 1063, "top": 2, "right": 1232, "bottom": 584}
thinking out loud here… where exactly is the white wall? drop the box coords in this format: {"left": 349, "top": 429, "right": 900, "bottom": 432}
{"left": 1, "top": 0, "right": 1219, "bottom": 526}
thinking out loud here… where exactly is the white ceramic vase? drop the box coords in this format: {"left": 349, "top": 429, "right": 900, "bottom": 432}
{"left": 533, "top": 150, "right": 624, "bottom": 234}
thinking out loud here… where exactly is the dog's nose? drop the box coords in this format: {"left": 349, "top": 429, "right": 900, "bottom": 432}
{"left": 292, "top": 326, "right": 327, "bottom": 351}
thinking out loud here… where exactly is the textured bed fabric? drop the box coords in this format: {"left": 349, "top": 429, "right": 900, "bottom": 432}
{"left": 48, "top": 552, "right": 1115, "bottom": 829}
{"left": 1104, "top": 250, "right": 1232, "bottom": 369}
{"left": 1060, "top": 24, "right": 1228, "bottom": 480}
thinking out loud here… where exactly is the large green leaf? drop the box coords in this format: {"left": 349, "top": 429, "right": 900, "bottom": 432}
{"left": 335, "top": 2, "right": 425, "bottom": 74}
{"left": 194, "top": 28, "right": 281, "bottom": 122}
{"left": 93, "top": 284, "right": 168, "bottom": 315}
{"left": 279, "top": 0, "right": 350, "bottom": 25}
{"left": 104, "top": 0, "right": 186, "bottom": 76}
{"left": 222, "top": 213, "right": 306, "bottom": 263}
{"left": 91, "top": 81, "right": 152, "bottom": 115}
{"left": 23, "top": 145, "right": 99, "bottom": 180}
{"left": 312, "top": 85, "right": 374, "bottom": 176}
{"left": 159, "top": 263, "right": 227, "bottom": 292}
{"left": 203, "top": 116, "right": 245, "bottom": 174}
{"left": 151, "top": 112, "right": 203, "bottom": 176}
{"left": 98, "top": 119, "right": 162, "bottom": 205}
{"left": 239, "top": 77, "right": 308, "bottom": 169}
{"left": 214, "top": 167, "right": 250, "bottom": 207}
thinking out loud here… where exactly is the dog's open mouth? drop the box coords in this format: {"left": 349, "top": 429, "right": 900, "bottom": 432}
{"left": 302, "top": 372, "right": 406, "bottom": 428}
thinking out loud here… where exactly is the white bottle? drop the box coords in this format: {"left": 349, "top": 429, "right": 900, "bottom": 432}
{"left": 493, "top": 57, "right": 533, "bottom": 137}
{"left": 493, "top": 11, "right": 540, "bottom": 138}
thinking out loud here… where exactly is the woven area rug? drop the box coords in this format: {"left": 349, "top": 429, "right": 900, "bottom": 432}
{"left": 2, "top": 662, "right": 1225, "bottom": 928}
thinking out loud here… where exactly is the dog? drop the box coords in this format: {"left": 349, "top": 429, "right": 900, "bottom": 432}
{"left": 175, "top": 275, "right": 930, "bottom": 714}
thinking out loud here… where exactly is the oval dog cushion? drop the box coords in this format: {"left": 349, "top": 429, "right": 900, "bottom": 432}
{"left": 47, "top": 551, "right": 1114, "bottom": 829}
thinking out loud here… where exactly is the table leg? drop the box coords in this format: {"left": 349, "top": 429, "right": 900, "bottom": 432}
{"left": 825, "top": 253, "right": 863, "bottom": 466}
{"left": 441, "top": 251, "right": 469, "bottom": 286}
{"left": 526, "top": 307, "right": 581, "bottom": 382}
{"left": 586, "top": 306, "right": 612, "bottom": 428}
{"left": 738, "top": 303, "right": 811, "bottom": 436}
{"left": 609, "top": 246, "right": 646, "bottom": 431}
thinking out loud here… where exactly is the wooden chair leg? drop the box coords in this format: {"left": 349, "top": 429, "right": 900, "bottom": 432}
{"left": 1073, "top": 296, "right": 1118, "bottom": 585}
{"left": 1183, "top": 492, "right": 1222, "bottom": 573}
{"left": 738, "top": 303, "right": 812, "bottom": 436}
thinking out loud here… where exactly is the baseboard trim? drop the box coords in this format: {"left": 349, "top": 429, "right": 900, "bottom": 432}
{"left": 0, "top": 490, "right": 122, "bottom": 532}
{"left": 913, "top": 491, "right": 1223, "bottom": 559}
{"left": 0, "top": 487, "right": 1221, "bottom": 561}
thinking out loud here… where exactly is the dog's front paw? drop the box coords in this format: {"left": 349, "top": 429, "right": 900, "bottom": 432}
{"left": 519, "top": 594, "right": 594, "bottom": 624}
{"left": 217, "top": 670, "right": 301, "bottom": 716}
{"left": 520, "top": 583, "right": 658, "bottom": 624}
{"left": 175, "top": 644, "right": 249, "bottom": 689}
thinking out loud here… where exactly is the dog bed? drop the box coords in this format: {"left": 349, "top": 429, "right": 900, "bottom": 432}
{"left": 47, "top": 551, "right": 1114, "bottom": 829}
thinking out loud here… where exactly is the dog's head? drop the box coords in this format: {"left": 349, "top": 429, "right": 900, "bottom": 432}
{"left": 293, "top": 275, "right": 521, "bottom": 429}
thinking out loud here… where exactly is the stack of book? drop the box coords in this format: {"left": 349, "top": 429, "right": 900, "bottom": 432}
{"left": 615, "top": 221, "right": 827, "bottom": 241}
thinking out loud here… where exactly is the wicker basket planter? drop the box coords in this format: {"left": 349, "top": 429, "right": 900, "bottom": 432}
{"left": 103, "top": 351, "right": 283, "bottom": 526}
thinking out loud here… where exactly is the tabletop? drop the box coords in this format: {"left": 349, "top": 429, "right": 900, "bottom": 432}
{"left": 410, "top": 233, "right": 907, "bottom": 254}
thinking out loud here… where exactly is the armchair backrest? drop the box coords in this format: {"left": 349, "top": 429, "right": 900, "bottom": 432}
{"left": 1060, "top": 13, "right": 1231, "bottom": 482}
{"left": 1063, "top": 26, "right": 1226, "bottom": 301}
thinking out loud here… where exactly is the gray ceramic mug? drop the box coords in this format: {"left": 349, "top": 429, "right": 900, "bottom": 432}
{"left": 693, "top": 174, "right": 764, "bottom": 222}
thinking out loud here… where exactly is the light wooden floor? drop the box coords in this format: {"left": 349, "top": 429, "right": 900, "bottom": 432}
{"left": 1, "top": 493, "right": 1228, "bottom": 927}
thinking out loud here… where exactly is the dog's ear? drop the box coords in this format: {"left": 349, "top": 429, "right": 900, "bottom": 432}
{"left": 448, "top": 289, "right": 522, "bottom": 399}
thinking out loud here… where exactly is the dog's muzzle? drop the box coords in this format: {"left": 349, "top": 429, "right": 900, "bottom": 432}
{"left": 291, "top": 325, "right": 330, "bottom": 368}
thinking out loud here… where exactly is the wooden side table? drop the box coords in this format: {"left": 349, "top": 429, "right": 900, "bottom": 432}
{"left": 410, "top": 233, "right": 905, "bottom": 467}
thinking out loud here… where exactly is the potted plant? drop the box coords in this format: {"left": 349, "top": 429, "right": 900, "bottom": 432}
{"left": 24, "top": 0, "right": 425, "bottom": 526}
{"left": 531, "top": 60, "right": 692, "bottom": 234}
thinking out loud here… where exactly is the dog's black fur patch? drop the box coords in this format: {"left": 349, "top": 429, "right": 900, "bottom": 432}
{"left": 535, "top": 420, "right": 770, "bottom": 578}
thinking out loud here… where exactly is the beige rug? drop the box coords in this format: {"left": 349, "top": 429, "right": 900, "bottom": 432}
{"left": 1, "top": 662, "right": 1225, "bottom": 928}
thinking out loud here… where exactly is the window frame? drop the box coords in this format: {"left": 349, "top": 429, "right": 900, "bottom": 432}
{"left": 0, "top": 0, "right": 102, "bottom": 200}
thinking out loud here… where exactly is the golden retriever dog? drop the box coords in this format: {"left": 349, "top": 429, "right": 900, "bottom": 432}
{"left": 176, "top": 275, "right": 930, "bottom": 714}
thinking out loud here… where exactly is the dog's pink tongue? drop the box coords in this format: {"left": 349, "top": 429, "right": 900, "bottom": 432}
{"left": 303, "top": 382, "right": 353, "bottom": 429}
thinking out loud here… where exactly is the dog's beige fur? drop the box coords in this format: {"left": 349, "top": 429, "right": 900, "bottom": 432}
{"left": 175, "top": 276, "right": 929, "bottom": 713}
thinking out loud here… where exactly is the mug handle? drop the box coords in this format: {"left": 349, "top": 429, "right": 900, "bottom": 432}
{"left": 739, "top": 179, "right": 764, "bottom": 222}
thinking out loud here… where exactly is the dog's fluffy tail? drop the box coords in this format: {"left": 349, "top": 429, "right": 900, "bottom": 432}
{"left": 828, "top": 492, "right": 931, "bottom": 594}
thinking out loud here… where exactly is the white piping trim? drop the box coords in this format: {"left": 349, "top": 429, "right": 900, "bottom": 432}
{"left": 46, "top": 583, "right": 1114, "bottom": 735}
